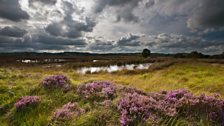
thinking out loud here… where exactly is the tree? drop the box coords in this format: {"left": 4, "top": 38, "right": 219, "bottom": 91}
{"left": 188, "top": 51, "right": 204, "bottom": 58}
{"left": 142, "top": 49, "right": 151, "bottom": 58}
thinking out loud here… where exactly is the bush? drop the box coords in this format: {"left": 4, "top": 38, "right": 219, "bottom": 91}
{"left": 78, "top": 81, "right": 117, "bottom": 101}
{"left": 118, "top": 93, "right": 156, "bottom": 126}
{"left": 53, "top": 102, "right": 85, "bottom": 120}
{"left": 42, "top": 75, "right": 71, "bottom": 90}
{"left": 117, "top": 89, "right": 224, "bottom": 126}
{"left": 15, "top": 96, "right": 41, "bottom": 110}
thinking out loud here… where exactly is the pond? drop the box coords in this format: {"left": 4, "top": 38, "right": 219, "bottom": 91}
{"left": 17, "top": 59, "right": 68, "bottom": 63}
{"left": 77, "top": 63, "right": 152, "bottom": 74}
{"left": 20, "top": 60, "right": 38, "bottom": 63}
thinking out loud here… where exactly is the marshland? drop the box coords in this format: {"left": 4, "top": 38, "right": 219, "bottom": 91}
{"left": 0, "top": 53, "right": 224, "bottom": 126}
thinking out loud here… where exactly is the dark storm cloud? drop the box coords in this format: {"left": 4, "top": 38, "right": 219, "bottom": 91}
{"left": 0, "top": 33, "right": 87, "bottom": 52}
{"left": 0, "top": 26, "right": 27, "bottom": 37}
{"left": 88, "top": 39, "right": 115, "bottom": 51}
{"left": 0, "top": 36, "right": 23, "bottom": 44}
{"left": 45, "top": 22, "right": 64, "bottom": 37}
{"left": 93, "top": 0, "right": 224, "bottom": 32}
{"left": 143, "top": 33, "right": 224, "bottom": 54}
{"left": 0, "top": 28, "right": 31, "bottom": 52}
{"left": 187, "top": 0, "right": 224, "bottom": 31}
{"left": 0, "top": 37, "right": 64, "bottom": 52}
{"left": 86, "top": 35, "right": 143, "bottom": 53}
{"left": 94, "top": 0, "right": 143, "bottom": 22}
{"left": 0, "top": 0, "right": 29, "bottom": 21}
{"left": 117, "top": 33, "right": 142, "bottom": 46}
{"left": 35, "top": 34, "right": 87, "bottom": 46}
{"left": 0, "top": 35, "right": 31, "bottom": 52}
{"left": 45, "top": 1, "right": 96, "bottom": 38}
{"left": 140, "top": 0, "right": 224, "bottom": 32}
{"left": 66, "top": 17, "right": 96, "bottom": 38}
{"left": 87, "top": 32, "right": 223, "bottom": 54}
{"left": 63, "top": 1, "right": 96, "bottom": 37}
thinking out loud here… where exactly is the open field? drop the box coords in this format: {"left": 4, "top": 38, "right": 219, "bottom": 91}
{"left": 0, "top": 57, "right": 224, "bottom": 126}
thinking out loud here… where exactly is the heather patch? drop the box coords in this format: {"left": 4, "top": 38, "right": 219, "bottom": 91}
{"left": 53, "top": 102, "right": 85, "bottom": 120}
{"left": 118, "top": 89, "right": 224, "bottom": 126}
{"left": 15, "top": 96, "right": 41, "bottom": 110}
{"left": 42, "top": 75, "right": 71, "bottom": 90}
{"left": 77, "top": 81, "right": 117, "bottom": 101}
{"left": 100, "top": 100, "right": 113, "bottom": 107}
{"left": 121, "top": 86, "right": 148, "bottom": 95}
{"left": 118, "top": 92, "right": 159, "bottom": 126}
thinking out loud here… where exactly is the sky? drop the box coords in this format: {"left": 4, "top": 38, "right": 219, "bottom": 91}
{"left": 0, "top": 0, "right": 223, "bottom": 54}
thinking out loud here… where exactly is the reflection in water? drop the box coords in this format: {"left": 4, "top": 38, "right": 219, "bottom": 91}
{"left": 21, "top": 60, "right": 38, "bottom": 63}
{"left": 93, "top": 60, "right": 99, "bottom": 63}
{"left": 78, "top": 63, "right": 151, "bottom": 74}
{"left": 18, "top": 59, "right": 67, "bottom": 63}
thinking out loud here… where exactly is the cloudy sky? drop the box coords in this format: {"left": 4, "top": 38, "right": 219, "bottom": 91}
{"left": 0, "top": 0, "right": 223, "bottom": 54}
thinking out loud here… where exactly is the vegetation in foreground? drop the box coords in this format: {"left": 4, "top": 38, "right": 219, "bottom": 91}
{"left": 0, "top": 60, "right": 224, "bottom": 126}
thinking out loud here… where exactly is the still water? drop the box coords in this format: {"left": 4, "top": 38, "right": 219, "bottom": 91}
{"left": 78, "top": 63, "right": 151, "bottom": 74}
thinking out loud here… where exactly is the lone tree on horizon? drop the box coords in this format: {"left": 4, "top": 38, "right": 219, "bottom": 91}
{"left": 188, "top": 51, "right": 204, "bottom": 58}
{"left": 142, "top": 48, "right": 151, "bottom": 58}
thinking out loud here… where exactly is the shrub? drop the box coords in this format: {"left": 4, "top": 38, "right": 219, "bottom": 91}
{"left": 53, "top": 102, "right": 85, "bottom": 120}
{"left": 122, "top": 86, "right": 148, "bottom": 95}
{"left": 42, "top": 75, "right": 71, "bottom": 90}
{"left": 118, "top": 93, "right": 156, "bottom": 126}
{"left": 100, "top": 100, "right": 113, "bottom": 107}
{"left": 78, "top": 81, "right": 116, "bottom": 100}
{"left": 118, "top": 89, "right": 224, "bottom": 126}
{"left": 15, "top": 96, "right": 41, "bottom": 110}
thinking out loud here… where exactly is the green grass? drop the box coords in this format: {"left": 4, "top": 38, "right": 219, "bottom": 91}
{"left": 0, "top": 60, "right": 224, "bottom": 126}
{"left": 73, "top": 62, "right": 224, "bottom": 95}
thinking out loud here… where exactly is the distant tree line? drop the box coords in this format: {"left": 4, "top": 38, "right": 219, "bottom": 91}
{"left": 174, "top": 51, "right": 224, "bottom": 59}
{"left": 0, "top": 50, "right": 223, "bottom": 60}
{"left": 141, "top": 49, "right": 224, "bottom": 59}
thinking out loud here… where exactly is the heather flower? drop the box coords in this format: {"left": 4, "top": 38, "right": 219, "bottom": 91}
{"left": 118, "top": 93, "right": 157, "bottom": 126}
{"left": 53, "top": 102, "right": 85, "bottom": 120}
{"left": 42, "top": 75, "right": 71, "bottom": 90}
{"left": 15, "top": 96, "right": 41, "bottom": 110}
{"left": 122, "top": 86, "right": 147, "bottom": 95}
{"left": 118, "top": 89, "right": 224, "bottom": 126}
{"left": 53, "top": 108, "right": 73, "bottom": 120}
{"left": 166, "top": 108, "right": 177, "bottom": 117}
{"left": 78, "top": 81, "right": 116, "bottom": 100}
{"left": 120, "top": 111, "right": 133, "bottom": 126}
{"left": 100, "top": 100, "right": 113, "bottom": 107}
{"left": 166, "top": 89, "right": 189, "bottom": 100}
{"left": 164, "top": 90, "right": 224, "bottom": 124}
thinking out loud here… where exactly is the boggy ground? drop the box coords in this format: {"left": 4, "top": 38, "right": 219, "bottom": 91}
{"left": 0, "top": 58, "right": 224, "bottom": 126}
